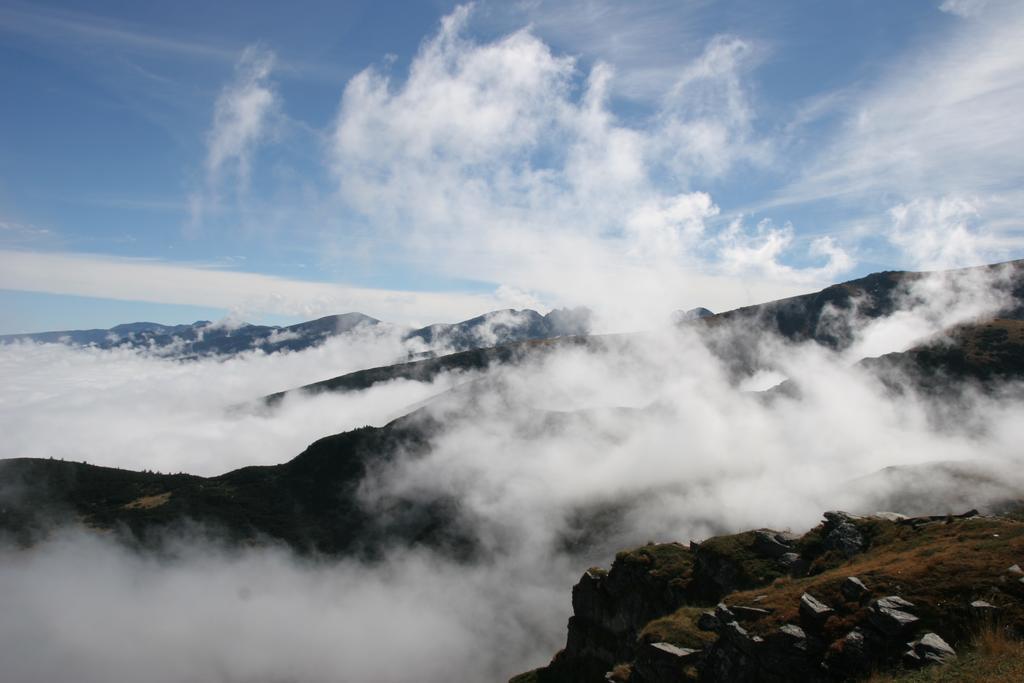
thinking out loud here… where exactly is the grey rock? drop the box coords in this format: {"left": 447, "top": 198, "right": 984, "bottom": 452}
{"left": 778, "top": 552, "right": 809, "bottom": 577}
{"left": 778, "top": 552, "right": 800, "bottom": 568}
{"left": 650, "top": 642, "right": 698, "bottom": 658}
{"left": 714, "top": 602, "right": 735, "bottom": 622}
{"left": 874, "top": 595, "right": 916, "bottom": 612}
{"left": 822, "top": 511, "right": 865, "bottom": 558}
{"left": 823, "top": 510, "right": 862, "bottom": 524}
{"left": 869, "top": 607, "right": 919, "bottom": 636}
{"left": 753, "top": 530, "right": 793, "bottom": 558}
{"left": 731, "top": 605, "right": 773, "bottom": 621}
{"left": 914, "top": 632, "right": 956, "bottom": 664}
{"left": 841, "top": 576, "right": 869, "bottom": 602}
{"left": 970, "top": 599, "right": 1000, "bottom": 617}
{"left": 702, "top": 621, "right": 761, "bottom": 682}
{"left": 843, "top": 628, "right": 866, "bottom": 649}
{"left": 758, "top": 623, "right": 822, "bottom": 681}
{"left": 823, "top": 628, "right": 874, "bottom": 677}
{"left": 1008, "top": 564, "right": 1024, "bottom": 577}
{"left": 697, "top": 611, "right": 720, "bottom": 632}
{"left": 631, "top": 641, "right": 700, "bottom": 682}
{"left": 799, "top": 592, "right": 833, "bottom": 629}
{"left": 721, "top": 620, "right": 759, "bottom": 654}
{"left": 901, "top": 648, "right": 923, "bottom": 668}
{"left": 873, "top": 511, "right": 908, "bottom": 522}
{"left": 777, "top": 623, "right": 807, "bottom": 642}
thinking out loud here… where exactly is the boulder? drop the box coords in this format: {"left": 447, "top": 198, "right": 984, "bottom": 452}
{"left": 799, "top": 592, "right": 833, "bottom": 630}
{"left": 1007, "top": 564, "right": 1024, "bottom": 577}
{"left": 822, "top": 511, "right": 865, "bottom": 558}
{"left": 697, "top": 611, "right": 721, "bottom": 632}
{"left": 632, "top": 641, "right": 700, "bottom": 682}
{"left": 869, "top": 607, "right": 919, "bottom": 637}
{"left": 904, "top": 632, "right": 956, "bottom": 667}
{"left": 714, "top": 602, "right": 736, "bottom": 623}
{"left": 778, "top": 551, "right": 801, "bottom": 568}
{"left": 874, "top": 596, "right": 915, "bottom": 612}
{"left": 700, "top": 621, "right": 761, "bottom": 682}
{"left": 758, "top": 623, "right": 821, "bottom": 681}
{"left": 777, "top": 623, "right": 807, "bottom": 642}
{"left": 823, "top": 628, "right": 874, "bottom": 677}
{"left": 753, "top": 530, "right": 793, "bottom": 558}
{"left": 840, "top": 576, "right": 869, "bottom": 603}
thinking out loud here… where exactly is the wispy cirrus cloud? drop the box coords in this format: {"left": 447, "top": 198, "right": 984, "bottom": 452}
{"left": 773, "top": 2, "right": 1024, "bottom": 214}
{"left": 477, "top": 0, "right": 718, "bottom": 101}
{"left": 0, "top": 2, "right": 236, "bottom": 62}
{"left": 189, "top": 46, "right": 279, "bottom": 230}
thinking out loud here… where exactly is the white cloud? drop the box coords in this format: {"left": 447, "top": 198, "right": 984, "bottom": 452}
{"left": 712, "top": 218, "right": 853, "bottom": 284}
{"left": 886, "top": 195, "right": 1005, "bottom": 270}
{"left": 206, "top": 46, "right": 277, "bottom": 182}
{"left": 330, "top": 5, "right": 843, "bottom": 330}
{"left": 3, "top": 269, "right": 1023, "bottom": 681}
{"left": 0, "top": 249, "right": 510, "bottom": 325}
{"left": 0, "top": 331, "right": 461, "bottom": 475}
{"left": 775, "top": 0, "right": 1024, "bottom": 251}
{"left": 190, "top": 46, "right": 278, "bottom": 228}
{"left": 477, "top": 0, "right": 714, "bottom": 101}
{"left": 939, "top": 0, "right": 990, "bottom": 18}
{"left": 658, "top": 34, "right": 766, "bottom": 178}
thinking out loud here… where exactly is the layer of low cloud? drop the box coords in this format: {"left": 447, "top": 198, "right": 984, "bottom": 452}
{"left": 0, "top": 327, "right": 458, "bottom": 475}
{"left": 3, "top": 5, "right": 1024, "bottom": 681}
{"left": 2, "top": 266, "right": 1022, "bottom": 681}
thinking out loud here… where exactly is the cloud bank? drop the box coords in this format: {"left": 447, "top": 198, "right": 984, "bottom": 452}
{"left": 2, "top": 266, "right": 1022, "bottom": 681}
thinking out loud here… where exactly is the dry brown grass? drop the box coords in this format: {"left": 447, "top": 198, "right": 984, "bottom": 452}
{"left": 121, "top": 491, "right": 172, "bottom": 510}
{"left": 864, "top": 623, "right": 1024, "bottom": 682}
{"left": 640, "top": 606, "right": 719, "bottom": 649}
{"left": 723, "top": 516, "right": 1024, "bottom": 639}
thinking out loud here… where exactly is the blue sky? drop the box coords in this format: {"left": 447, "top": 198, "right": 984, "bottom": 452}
{"left": 1, "top": 0, "right": 1021, "bottom": 333}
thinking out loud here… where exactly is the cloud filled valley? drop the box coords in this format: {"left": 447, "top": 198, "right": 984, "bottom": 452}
{"left": 2, "top": 2, "right": 1024, "bottom": 679}
{"left": 2, "top": 263, "right": 1024, "bottom": 681}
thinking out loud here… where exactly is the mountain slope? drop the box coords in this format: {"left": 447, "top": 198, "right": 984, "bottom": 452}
{"left": 260, "top": 260, "right": 1024, "bottom": 404}
{"left": 5, "top": 314, "right": 1023, "bottom": 558}
{"left": 0, "top": 409, "right": 474, "bottom": 557}
{"left": 704, "top": 260, "right": 1024, "bottom": 349}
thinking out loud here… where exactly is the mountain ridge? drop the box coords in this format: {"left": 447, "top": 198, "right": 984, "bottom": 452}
{"left": 0, "top": 307, "right": 593, "bottom": 359}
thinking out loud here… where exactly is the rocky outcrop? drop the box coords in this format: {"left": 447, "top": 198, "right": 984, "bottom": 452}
{"left": 821, "top": 511, "right": 865, "bottom": 558}
{"left": 539, "top": 544, "right": 693, "bottom": 682}
{"left": 515, "top": 509, "right": 1024, "bottom": 683}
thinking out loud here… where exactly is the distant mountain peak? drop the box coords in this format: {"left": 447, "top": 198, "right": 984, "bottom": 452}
{"left": 671, "top": 307, "right": 714, "bottom": 324}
